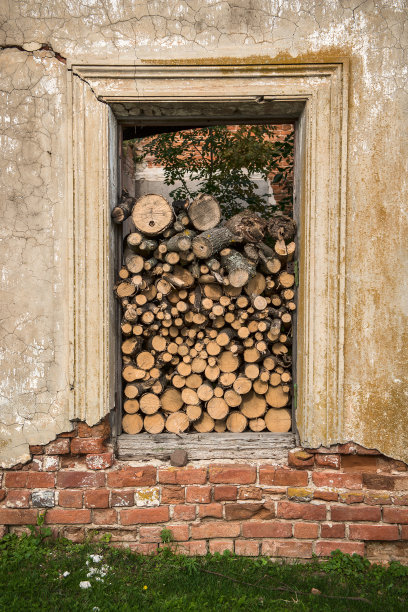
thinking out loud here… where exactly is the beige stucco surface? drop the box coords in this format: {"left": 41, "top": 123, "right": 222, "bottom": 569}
{"left": 0, "top": 1, "right": 407, "bottom": 466}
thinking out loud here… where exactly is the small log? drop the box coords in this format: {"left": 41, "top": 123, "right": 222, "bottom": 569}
{"left": 139, "top": 393, "right": 161, "bottom": 415}
{"left": 187, "top": 194, "right": 221, "bottom": 231}
{"left": 121, "top": 321, "right": 133, "bottom": 336}
{"left": 115, "top": 281, "right": 136, "bottom": 299}
{"left": 123, "top": 399, "right": 140, "bottom": 414}
{"left": 258, "top": 252, "right": 281, "bottom": 275}
{"left": 150, "top": 336, "right": 167, "bottom": 352}
{"left": 124, "top": 384, "right": 139, "bottom": 399}
{"left": 185, "top": 373, "right": 203, "bottom": 389}
{"left": 181, "top": 387, "right": 200, "bottom": 405}
{"left": 193, "top": 412, "right": 215, "bottom": 432}
{"left": 275, "top": 240, "right": 296, "bottom": 263}
{"left": 240, "top": 391, "right": 267, "bottom": 418}
{"left": 264, "top": 408, "right": 291, "bottom": 432}
{"left": 221, "top": 249, "right": 256, "bottom": 288}
{"left": 161, "top": 387, "right": 183, "bottom": 413}
{"left": 218, "top": 351, "right": 239, "bottom": 373}
{"left": 165, "top": 265, "right": 195, "bottom": 288}
{"left": 136, "top": 351, "right": 155, "bottom": 370}
{"left": 122, "top": 365, "right": 145, "bottom": 382}
{"left": 124, "top": 248, "right": 144, "bottom": 274}
{"left": 131, "top": 194, "right": 174, "bottom": 236}
{"left": 252, "top": 295, "right": 268, "bottom": 311}
{"left": 203, "top": 283, "right": 223, "bottom": 300}
{"left": 245, "top": 272, "right": 266, "bottom": 297}
{"left": 165, "top": 231, "right": 194, "bottom": 252}
{"left": 186, "top": 404, "right": 202, "bottom": 422}
{"left": 249, "top": 418, "right": 266, "bottom": 432}
{"left": 192, "top": 226, "right": 238, "bottom": 259}
{"left": 219, "top": 372, "right": 236, "bottom": 387}
{"left": 121, "top": 337, "right": 140, "bottom": 356}
{"left": 122, "top": 413, "right": 143, "bottom": 434}
{"left": 166, "top": 412, "right": 190, "bottom": 433}
{"left": 127, "top": 232, "right": 144, "bottom": 250}
{"left": 253, "top": 380, "right": 268, "bottom": 395}
{"left": 111, "top": 190, "right": 135, "bottom": 224}
{"left": 277, "top": 271, "right": 295, "bottom": 289}
{"left": 204, "top": 364, "right": 220, "bottom": 382}
{"left": 233, "top": 376, "right": 252, "bottom": 395}
{"left": 207, "top": 397, "right": 229, "bottom": 420}
{"left": 226, "top": 411, "right": 247, "bottom": 432}
{"left": 144, "top": 413, "right": 165, "bottom": 434}
{"left": 245, "top": 363, "right": 260, "bottom": 380}
{"left": 224, "top": 389, "right": 242, "bottom": 408}
{"left": 214, "top": 419, "right": 227, "bottom": 433}
{"left": 265, "top": 385, "right": 290, "bottom": 408}
{"left": 197, "top": 382, "right": 214, "bottom": 402}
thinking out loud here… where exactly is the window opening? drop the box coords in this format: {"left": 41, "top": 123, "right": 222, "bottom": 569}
{"left": 114, "top": 121, "right": 296, "bottom": 437}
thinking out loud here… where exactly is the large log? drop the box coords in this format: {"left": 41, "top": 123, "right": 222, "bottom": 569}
{"left": 187, "top": 194, "right": 221, "bottom": 231}
{"left": 131, "top": 194, "right": 174, "bottom": 235}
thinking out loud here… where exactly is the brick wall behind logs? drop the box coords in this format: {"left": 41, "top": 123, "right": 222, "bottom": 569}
{"left": 1, "top": 418, "right": 408, "bottom": 563}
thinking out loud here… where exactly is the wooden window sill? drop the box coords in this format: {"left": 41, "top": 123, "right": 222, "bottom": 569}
{"left": 117, "top": 432, "right": 296, "bottom": 461}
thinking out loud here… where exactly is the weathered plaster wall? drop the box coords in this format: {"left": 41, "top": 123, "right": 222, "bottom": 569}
{"left": 0, "top": 48, "right": 72, "bottom": 467}
{"left": 0, "top": 1, "right": 407, "bottom": 466}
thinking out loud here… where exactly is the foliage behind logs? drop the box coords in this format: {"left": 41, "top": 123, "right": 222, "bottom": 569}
{"left": 132, "top": 125, "right": 294, "bottom": 218}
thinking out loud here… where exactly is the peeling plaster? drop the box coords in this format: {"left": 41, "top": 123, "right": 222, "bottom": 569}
{"left": 0, "top": 1, "right": 407, "bottom": 465}
{"left": 0, "top": 48, "right": 71, "bottom": 467}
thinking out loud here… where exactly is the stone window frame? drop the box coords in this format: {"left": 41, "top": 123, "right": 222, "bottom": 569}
{"left": 66, "top": 60, "right": 348, "bottom": 456}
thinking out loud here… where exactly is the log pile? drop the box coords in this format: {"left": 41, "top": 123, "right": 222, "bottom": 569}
{"left": 113, "top": 191, "right": 296, "bottom": 435}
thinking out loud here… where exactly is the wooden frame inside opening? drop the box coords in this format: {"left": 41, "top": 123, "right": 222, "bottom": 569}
{"left": 67, "top": 61, "right": 348, "bottom": 460}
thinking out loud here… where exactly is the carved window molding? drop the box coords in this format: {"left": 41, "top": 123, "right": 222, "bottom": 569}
{"left": 67, "top": 60, "right": 348, "bottom": 451}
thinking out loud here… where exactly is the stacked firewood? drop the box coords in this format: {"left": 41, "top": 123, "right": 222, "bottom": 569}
{"left": 113, "top": 192, "right": 296, "bottom": 435}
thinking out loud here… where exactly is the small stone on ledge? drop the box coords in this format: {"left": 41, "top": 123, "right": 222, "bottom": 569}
{"left": 170, "top": 449, "right": 188, "bottom": 467}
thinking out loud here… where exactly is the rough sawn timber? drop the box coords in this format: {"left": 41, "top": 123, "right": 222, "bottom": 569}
{"left": 117, "top": 432, "right": 295, "bottom": 461}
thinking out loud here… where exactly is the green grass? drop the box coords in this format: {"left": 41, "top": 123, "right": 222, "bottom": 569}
{"left": 0, "top": 528, "right": 407, "bottom": 611}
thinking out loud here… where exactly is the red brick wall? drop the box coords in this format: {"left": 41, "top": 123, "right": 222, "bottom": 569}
{"left": 1, "top": 419, "right": 407, "bottom": 563}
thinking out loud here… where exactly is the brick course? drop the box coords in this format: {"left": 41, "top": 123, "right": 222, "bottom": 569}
{"left": 1, "top": 417, "right": 408, "bottom": 562}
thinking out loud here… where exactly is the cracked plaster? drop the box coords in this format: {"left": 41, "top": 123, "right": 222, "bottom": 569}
{"left": 0, "top": 1, "right": 407, "bottom": 465}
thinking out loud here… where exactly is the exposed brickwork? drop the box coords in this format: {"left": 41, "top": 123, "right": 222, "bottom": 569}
{"left": 1, "top": 419, "right": 408, "bottom": 562}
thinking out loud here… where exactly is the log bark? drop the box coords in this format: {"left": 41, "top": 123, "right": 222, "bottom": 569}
{"left": 111, "top": 190, "right": 135, "bottom": 224}
{"left": 225, "top": 211, "right": 267, "bottom": 242}
{"left": 192, "top": 226, "right": 238, "bottom": 259}
{"left": 221, "top": 249, "right": 256, "bottom": 288}
{"left": 267, "top": 212, "right": 296, "bottom": 241}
